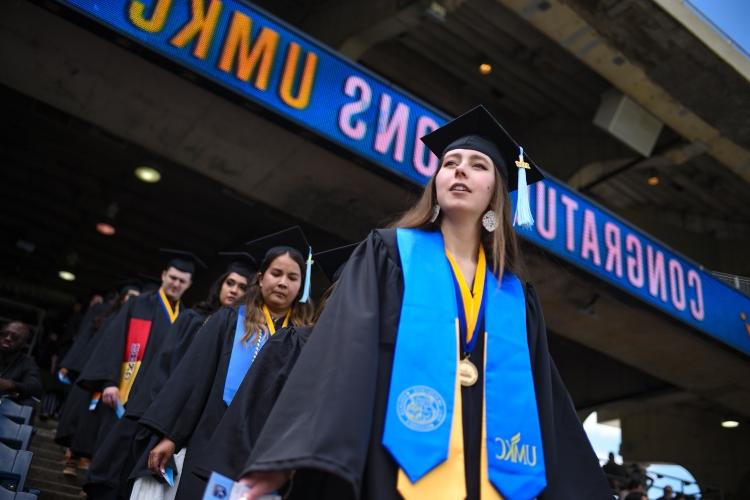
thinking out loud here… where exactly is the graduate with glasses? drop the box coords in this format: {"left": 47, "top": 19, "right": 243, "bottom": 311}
{"left": 238, "top": 107, "right": 611, "bottom": 500}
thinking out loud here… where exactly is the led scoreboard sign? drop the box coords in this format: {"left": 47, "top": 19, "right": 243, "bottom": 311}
{"left": 57, "top": 0, "right": 750, "bottom": 356}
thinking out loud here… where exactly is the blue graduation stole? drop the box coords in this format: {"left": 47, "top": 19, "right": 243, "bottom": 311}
{"left": 222, "top": 306, "right": 268, "bottom": 405}
{"left": 382, "top": 228, "right": 546, "bottom": 500}
{"left": 222, "top": 306, "right": 288, "bottom": 405}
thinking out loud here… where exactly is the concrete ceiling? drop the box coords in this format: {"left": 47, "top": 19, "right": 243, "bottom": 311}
{"left": 248, "top": 0, "right": 750, "bottom": 275}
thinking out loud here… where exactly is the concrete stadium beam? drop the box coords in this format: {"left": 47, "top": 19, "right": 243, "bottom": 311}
{"left": 651, "top": 0, "right": 750, "bottom": 84}
{"left": 493, "top": 0, "right": 750, "bottom": 184}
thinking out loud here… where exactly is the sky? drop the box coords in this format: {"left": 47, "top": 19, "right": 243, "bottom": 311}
{"left": 583, "top": 413, "right": 702, "bottom": 499}
{"left": 686, "top": 0, "right": 750, "bottom": 56}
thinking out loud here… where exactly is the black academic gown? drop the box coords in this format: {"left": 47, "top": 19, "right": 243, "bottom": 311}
{"left": 242, "top": 229, "right": 611, "bottom": 500}
{"left": 132, "top": 308, "right": 293, "bottom": 500}
{"left": 124, "top": 309, "right": 208, "bottom": 481}
{"left": 56, "top": 304, "right": 114, "bottom": 450}
{"left": 190, "top": 325, "right": 312, "bottom": 481}
{"left": 79, "top": 290, "right": 178, "bottom": 500}
{"left": 60, "top": 302, "right": 111, "bottom": 376}
{"left": 125, "top": 308, "right": 208, "bottom": 419}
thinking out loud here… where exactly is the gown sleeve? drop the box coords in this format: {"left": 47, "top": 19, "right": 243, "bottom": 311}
{"left": 191, "top": 325, "right": 311, "bottom": 480}
{"left": 525, "top": 283, "right": 612, "bottom": 500}
{"left": 242, "top": 230, "right": 398, "bottom": 496}
{"left": 136, "top": 308, "right": 232, "bottom": 449}
{"left": 76, "top": 300, "right": 133, "bottom": 391}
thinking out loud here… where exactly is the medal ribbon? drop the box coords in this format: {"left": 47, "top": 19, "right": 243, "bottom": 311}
{"left": 261, "top": 304, "right": 290, "bottom": 334}
{"left": 445, "top": 247, "right": 486, "bottom": 355}
{"left": 158, "top": 289, "right": 180, "bottom": 324}
{"left": 222, "top": 305, "right": 289, "bottom": 405}
{"left": 384, "top": 229, "right": 546, "bottom": 500}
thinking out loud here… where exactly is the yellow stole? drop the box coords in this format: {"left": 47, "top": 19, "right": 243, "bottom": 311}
{"left": 159, "top": 289, "right": 180, "bottom": 324}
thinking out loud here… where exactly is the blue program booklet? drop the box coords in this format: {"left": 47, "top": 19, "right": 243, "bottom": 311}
{"left": 161, "top": 467, "right": 175, "bottom": 487}
{"left": 115, "top": 400, "right": 126, "bottom": 419}
{"left": 57, "top": 371, "right": 72, "bottom": 385}
{"left": 203, "top": 472, "right": 281, "bottom": 500}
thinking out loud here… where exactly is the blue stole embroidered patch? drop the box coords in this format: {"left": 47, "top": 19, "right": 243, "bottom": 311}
{"left": 383, "top": 228, "right": 546, "bottom": 499}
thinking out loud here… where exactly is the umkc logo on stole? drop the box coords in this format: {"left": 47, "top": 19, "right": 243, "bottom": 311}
{"left": 494, "top": 433, "right": 538, "bottom": 468}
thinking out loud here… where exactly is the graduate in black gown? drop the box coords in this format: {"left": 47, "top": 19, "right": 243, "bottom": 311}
{"left": 58, "top": 293, "right": 119, "bottom": 384}
{"left": 238, "top": 106, "right": 612, "bottom": 500}
{"left": 80, "top": 250, "right": 205, "bottom": 500}
{"left": 126, "top": 256, "right": 254, "bottom": 498}
{"left": 133, "top": 228, "right": 315, "bottom": 500}
{"left": 190, "top": 243, "right": 357, "bottom": 483}
{"left": 56, "top": 282, "right": 141, "bottom": 475}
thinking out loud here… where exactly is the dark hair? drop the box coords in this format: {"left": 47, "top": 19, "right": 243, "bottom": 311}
{"left": 624, "top": 492, "right": 646, "bottom": 500}
{"left": 389, "top": 156, "right": 524, "bottom": 281}
{"left": 193, "top": 272, "right": 228, "bottom": 316}
{"left": 91, "top": 290, "right": 135, "bottom": 332}
{"left": 626, "top": 479, "right": 642, "bottom": 490}
{"left": 193, "top": 270, "right": 252, "bottom": 315}
{"left": 242, "top": 246, "right": 314, "bottom": 342}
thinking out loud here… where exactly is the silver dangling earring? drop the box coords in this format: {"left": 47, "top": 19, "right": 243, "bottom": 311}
{"left": 482, "top": 210, "right": 498, "bottom": 232}
{"left": 430, "top": 204, "right": 441, "bottom": 223}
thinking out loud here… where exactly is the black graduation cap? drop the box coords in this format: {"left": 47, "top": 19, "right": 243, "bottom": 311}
{"left": 113, "top": 278, "right": 142, "bottom": 294}
{"left": 244, "top": 226, "right": 310, "bottom": 261}
{"left": 216, "top": 251, "right": 257, "bottom": 280}
{"left": 159, "top": 248, "right": 208, "bottom": 275}
{"left": 313, "top": 243, "right": 358, "bottom": 283}
{"left": 137, "top": 273, "right": 161, "bottom": 294}
{"left": 245, "top": 226, "right": 313, "bottom": 302}
{"left": 420, "top": 105, "right": 544, "bottom": 227}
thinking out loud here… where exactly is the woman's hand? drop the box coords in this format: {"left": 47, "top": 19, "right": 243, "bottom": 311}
{"left": 101, "top": 386, "right": 120, "bottom": 408}
{"left": 148, "top": 438, "right": 176, "bottom": 475}
{"left": 237, "top": 471, "right": 289, "bottom": 499}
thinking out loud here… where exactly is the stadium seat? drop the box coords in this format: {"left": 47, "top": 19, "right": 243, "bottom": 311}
{"left": 0, "top": 484, "right": 36, "bottom": 500}
{"left": 0, "top": 442, "right": 32, "bottom": 492}
{"left": 0, "top": 418, "right": 31, "bottom": 451}
{"left": 0, "top": 401, "right": 32, "bottom": 426}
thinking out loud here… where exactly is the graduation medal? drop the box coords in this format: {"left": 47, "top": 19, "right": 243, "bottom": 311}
{"left": 459, "top": 357, "right": 478, "bottom": 387}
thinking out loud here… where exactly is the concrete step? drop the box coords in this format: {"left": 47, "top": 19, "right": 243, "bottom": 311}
{"left": 30, "top": 456, "right": 67, "bottom": 472}
{"left": 30, "top": 447, "right": 66, "bottom": 463}
{"left": 23, "top": 417, "right": 85, "bottom": 499}
{"left": 36, "top": 489, "right": 84, "bottom": 500}
{"left": 34, "top": 428, "right": 57, "bottom": 440}
{"left": 28, "top": 465, "right": 83, "bottom": 488}
{"left": 24, "top": 476, "right": 82, "bottom": 496}
{"left": 30, "top": 440, "right": 66, "bottom": 455}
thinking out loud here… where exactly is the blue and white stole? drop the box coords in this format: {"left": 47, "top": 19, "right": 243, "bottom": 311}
{"left": 382, "top": 228, "right": 546, "bottom": 500}
{"left": 222, "top": 305, "right": 289, "bottom": 405}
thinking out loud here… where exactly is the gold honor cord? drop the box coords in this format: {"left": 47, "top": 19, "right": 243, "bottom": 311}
{"left": 445, "top": 247, "right": 487, "bottom": 345}
{"left": 261, "top": 304, "right": 291, "bottom": 335}
{"left": 159, "top": 289, "right": 180, "bottom": 324}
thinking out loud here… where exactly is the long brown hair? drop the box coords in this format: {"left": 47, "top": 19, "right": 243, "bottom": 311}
{"left": 241, "top": 247, "right": 314, "bottom": 342}
{"left": 390, "top": 165, "right": 524, "bottom": 281}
